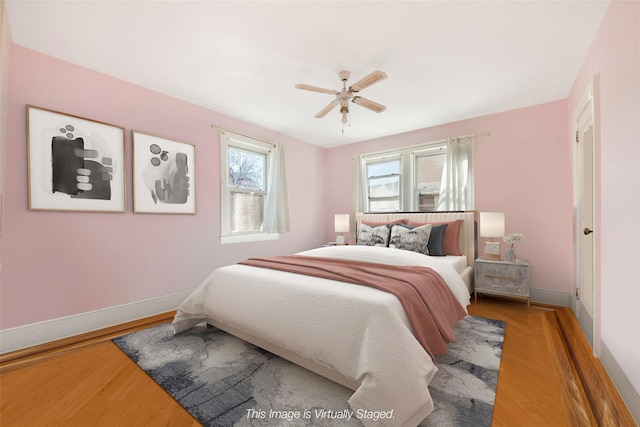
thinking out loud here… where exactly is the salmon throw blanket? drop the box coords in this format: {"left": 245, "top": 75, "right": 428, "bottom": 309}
{"left": 239, "top": 255, "right": 467, "bottom": 359}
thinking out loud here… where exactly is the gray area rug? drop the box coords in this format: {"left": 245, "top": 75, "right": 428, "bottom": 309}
{"left": 113, "top": 315, "right": 505, "bottom": 426}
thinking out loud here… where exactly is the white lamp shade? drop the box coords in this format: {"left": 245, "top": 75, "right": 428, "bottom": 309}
{"left": 480, "top": 212, "right": 505, "bottom": 238}
{"left": 334, "top": 214, "right": 350, "bottom": 233}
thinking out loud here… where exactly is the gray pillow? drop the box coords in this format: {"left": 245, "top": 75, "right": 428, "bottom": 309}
{"left": 427, "top": 224, "right": 448, "bottom": 256}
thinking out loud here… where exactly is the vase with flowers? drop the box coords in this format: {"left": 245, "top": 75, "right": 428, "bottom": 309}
{"left": 503, "top": 233, "right": 525, "bottom": 262}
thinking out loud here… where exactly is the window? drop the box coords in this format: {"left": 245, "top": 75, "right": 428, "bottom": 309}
{"left": 357, "top": 137, "right": 473, "bottom": 212}
{"left": 228, "top": 146, "right": 266, "bottom": 232}
{"left": 366, "top": 157, "right": 401, "bottom": 212}
{"left": 221, "top": 131, "right": 277, "bottom": 243}
{"left": 414, "top": 146, "right": 446, "bottom": 211}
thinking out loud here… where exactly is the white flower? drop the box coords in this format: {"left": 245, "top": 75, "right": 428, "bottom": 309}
{"left": 503, "top": 233, "right": 525, "bottom": 249}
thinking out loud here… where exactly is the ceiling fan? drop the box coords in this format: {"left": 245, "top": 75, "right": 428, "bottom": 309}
{"left": 295, "top": 70, "right": 387, "bottom": 126}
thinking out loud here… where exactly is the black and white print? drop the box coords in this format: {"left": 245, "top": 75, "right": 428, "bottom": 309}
{"left": 27, "top": 106, "right": 125, "bottom": 212}
{"left": 132, "top": 131, "right": 196, "bottom": 214}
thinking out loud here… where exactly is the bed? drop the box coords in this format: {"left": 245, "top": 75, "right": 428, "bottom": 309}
{"left": 173, "top": 211, "right": 477, "bottom": 427}
{"left": 355, "top": 211, "right": 477, "bottom": 294}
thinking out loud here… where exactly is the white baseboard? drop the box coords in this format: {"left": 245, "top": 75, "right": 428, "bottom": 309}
{"left": 530, "top": 287, "right": 571, "bottom": 307}
{"left": 0, "top": 291, "right": 192, "bottom": 354}
{"left": 601, "top": 342, "right": 640, "bottom": 425}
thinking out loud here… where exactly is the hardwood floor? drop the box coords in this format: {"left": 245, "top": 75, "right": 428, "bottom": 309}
{"left": 468, "top": 299, "right": 569, "bottom": 426}
{"left": 0, "top": 299, "right": 634, "bottom": 426}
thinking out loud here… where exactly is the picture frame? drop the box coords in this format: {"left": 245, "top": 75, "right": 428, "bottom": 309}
{"left": 27, "top": 105, "right": 126, "bottom": 212}
{"left": 483, "top": 241, "right": 501, "bottom": 260}
{"left": 132, "top": 131, "right": 196, "bottom": 214}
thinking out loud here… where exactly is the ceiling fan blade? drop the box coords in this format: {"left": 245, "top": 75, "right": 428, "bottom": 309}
{"left": 295, "top": 83, "right": 338, "bottom": 95}
{"left": 349, "top": 70, "right": 387, "bottom": 92}
{"left": 315, "top": 100, "right": 340, "bottom": 118}
{"left": 352, "top": 96, "right": 386, "bottom": 113}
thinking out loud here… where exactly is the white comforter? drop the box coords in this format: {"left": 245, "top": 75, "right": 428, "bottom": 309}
{"left": 172, "top": 246, "right": 470, "bottom": 427}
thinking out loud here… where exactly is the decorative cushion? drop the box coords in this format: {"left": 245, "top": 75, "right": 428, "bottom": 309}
{"left": 427, "top": 224, "right": 448, "bottom": 256}
{"left": 406, "top": 219, "right": 464, "bottom": 255}
{"left": 389, "top": 224, "right": 433, "bottom": 255}
{"left": 357, "top": 224, "right": 391, "bottom": 247}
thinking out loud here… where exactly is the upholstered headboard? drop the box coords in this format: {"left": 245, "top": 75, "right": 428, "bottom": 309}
{"left": 355, "top": 211, "right": 478, "bottom": 291}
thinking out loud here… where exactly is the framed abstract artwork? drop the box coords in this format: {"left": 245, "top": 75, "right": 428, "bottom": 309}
{"left": 27, "top": 105, "right": 126, "bottom": 212}
{"left": 132, "top": 131, "right": 196, "bottom": 214}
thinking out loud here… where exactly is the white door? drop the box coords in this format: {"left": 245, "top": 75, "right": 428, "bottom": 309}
{"left": 572, "top": 88, "right": 599, "bottom": 355}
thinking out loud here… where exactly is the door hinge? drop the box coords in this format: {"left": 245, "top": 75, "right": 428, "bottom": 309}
{"left": 576, "top": 130, "right": 580, "bottom": 143}
{"left": 575, "top": 288, "right": 580, "bottom": 299}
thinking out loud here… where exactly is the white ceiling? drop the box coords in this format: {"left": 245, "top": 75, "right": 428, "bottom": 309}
{"left": 5, "top": 1, "right": 609, "bottom": 147}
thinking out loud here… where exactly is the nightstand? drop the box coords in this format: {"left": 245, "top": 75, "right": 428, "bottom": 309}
{"left": 474, "top": 258, "right": 530, "bottom": 310}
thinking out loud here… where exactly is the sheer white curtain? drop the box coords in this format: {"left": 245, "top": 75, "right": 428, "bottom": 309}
{"left": 263, "top": 144, "right": 292, "bottom": 233}
{"left": 437, "top": 137, "right": 474, "bottom": 210}
{"left": 352, "top": 155, "right": 367, "bottom": 213}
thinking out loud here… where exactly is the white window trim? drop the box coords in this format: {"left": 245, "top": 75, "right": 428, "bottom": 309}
{"left": 220, "top": 130, "right": 279, "bottom": 244}
{"left": 365, "top": 153, "right": 403, "bottom": 212}
{"left": 362, "top": 139, "right": 448, "bottom": 212}
{"left": 410, "top": 142, "right": 447, "bottom": 210}
{"left": 221, "top": 232, "right": 279, "bottom": 245}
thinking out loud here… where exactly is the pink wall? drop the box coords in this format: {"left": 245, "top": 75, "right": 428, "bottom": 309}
{"left": 324, "top": 100, "right": 574, "bottom": 294}
{"left": 1, "top": 46, "right": 326, "bottom": 329}
{"left": 1, "top": 2, "right": 10, "bottom": 264}
{"left": 568, "top": 0, "right": 640, "bottom": 398}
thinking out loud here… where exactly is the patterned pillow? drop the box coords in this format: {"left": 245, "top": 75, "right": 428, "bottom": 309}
{"left": 389, "top": 224, "right": 433, "bottom": 255}
{"left": 357, "top": 224, "right": 391, "bottom": 247}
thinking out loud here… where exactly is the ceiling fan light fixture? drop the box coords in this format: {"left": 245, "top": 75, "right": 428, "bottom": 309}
{"left": 295, "top": 69, "right": 387, "bottom": 130}
{"left": 340, "top": 105, "right": 349, "bottom": 124}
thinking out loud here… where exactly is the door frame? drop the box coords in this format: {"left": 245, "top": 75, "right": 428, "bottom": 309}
{"left": 571, "top": 76, "right": 602, "bottom": 356}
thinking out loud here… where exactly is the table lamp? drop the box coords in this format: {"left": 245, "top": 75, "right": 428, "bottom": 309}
{"left": 335, "top": 214, "right": 350, "bottom": 245}
{"left": 480, "top": 212, "right": 505, "bottom": 260}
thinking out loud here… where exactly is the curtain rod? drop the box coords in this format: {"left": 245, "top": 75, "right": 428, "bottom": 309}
{"left": 211, "top": 124, "right": 276, "bottom": 147}
{"left": 211, "top": 124, "right": 277, "bottom": 147}
{"left": 212, "top": 124, "right": 488, "bottom": 149}
{"left": 354, "top": 132, "right": 491, "bottom": 160}
{"left": 457, "top": 132, "right": 490, "bottom": 141}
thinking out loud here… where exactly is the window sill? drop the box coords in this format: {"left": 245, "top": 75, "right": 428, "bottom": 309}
{"left": 221, "top": 232, "right": 280, "bottom": 245}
